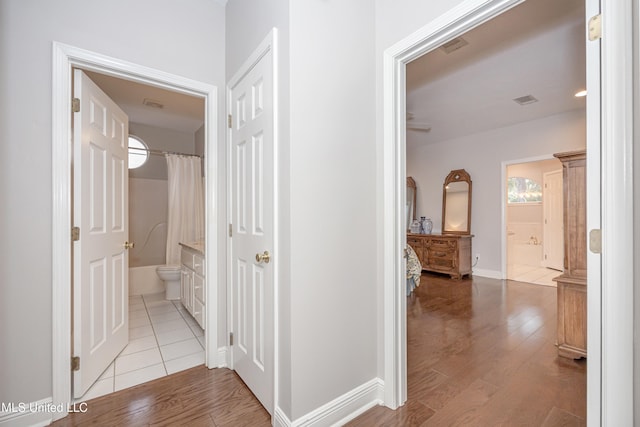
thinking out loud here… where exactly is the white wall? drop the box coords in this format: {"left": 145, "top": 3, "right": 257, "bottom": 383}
{"left": 407, "top": 109, "right": 585, "bottom": 276}
{"left": 288, "top": 0, "right": 377, "bottom": 420}
{"left": 0, "top": 0, "right": 225, "bottom": 407}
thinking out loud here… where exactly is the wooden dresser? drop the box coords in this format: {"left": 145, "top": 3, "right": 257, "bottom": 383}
{"left": 553, "top": 150, "right": 587, "bottom": 359}
{"left": 407, "top": 233, "right": 473, "bottom": 279}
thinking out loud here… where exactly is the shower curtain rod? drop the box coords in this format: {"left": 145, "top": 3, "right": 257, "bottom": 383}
{"left": 130, "top": 146, "right": 203, "bottom": 159}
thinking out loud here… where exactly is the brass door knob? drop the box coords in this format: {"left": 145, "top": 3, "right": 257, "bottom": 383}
{"left": 124, "top": 241, "right": 135, "bottom": 249}
{"left": 256, "top": 250, "right": 270, "bottom": 264}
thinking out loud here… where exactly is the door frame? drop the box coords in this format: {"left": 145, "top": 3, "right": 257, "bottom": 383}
{"left": 382, "top": 0, "right": 635, "bottom": 424}
{"left": 225, "top": 28, "right": 279, "bottom": 415}
{"left": 500, "top": 154, "right": 557, "bottom": 280}
{"left": 51, "top": 42, "right": 220, "bottom": 418}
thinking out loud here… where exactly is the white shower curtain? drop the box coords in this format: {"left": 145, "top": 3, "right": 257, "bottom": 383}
{"left": 165, "top": 154, "right": 205, "bottom": 266}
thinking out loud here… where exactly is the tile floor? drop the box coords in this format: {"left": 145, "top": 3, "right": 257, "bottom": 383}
{"left": 508, "top": 264, "right": 561, "bottom": 287}
{"left": 75, "top": 292, "right": 205, "bottom": 403}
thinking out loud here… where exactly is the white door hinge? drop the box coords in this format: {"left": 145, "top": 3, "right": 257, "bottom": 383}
{"left": 588, "top": 14, "right": 601, "bottom": 41}
{"left": 228, "top": 114, "right": 232, "bottom": 129}
{"left": 229, "top": 224, "right": 233, "bottom": 237}
{"left": 72, "top": 98, "right": 80, "bottom": 113}
{"left": 229, "top": 332, "right": 234, "bottom": 346}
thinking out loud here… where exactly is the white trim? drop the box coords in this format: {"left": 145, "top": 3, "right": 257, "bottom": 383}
{"left": 500, "top": 154, "right": 557, "bottom": 279}
{"left": 381, "top": 0, "right": 525, "bottom": 409}
{"left": 472, "top": 268, "right": 503, "bottom": 280}
{"left": 0, "top": 397, "right": 54, "bottom": 427}
{"left": 599, "top": 0, "right": 634, "bottom": 424}
{"left": 585, "top": 0, "right": 602, "bottom": 423}
{"left": 217, "top": 346, "right": 228, "bottom": 368}
{"left": 51, "top": 42, "right": 220, "bottom": 420}
{"left": 226, "top": 28, "right": 279, "bottom": 414}
{"left": 273, "top": 379, "right": 383, "bottom": 427}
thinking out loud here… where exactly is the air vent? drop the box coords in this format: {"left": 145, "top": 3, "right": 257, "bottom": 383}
{"left": 143, "top": 98, "right": 164, "bottom": 109}
{"left": 440, "top": 37, "right": 469, "bottom": 54}
{"left": 513, "top": 95, "right": 539, "bottom": 106}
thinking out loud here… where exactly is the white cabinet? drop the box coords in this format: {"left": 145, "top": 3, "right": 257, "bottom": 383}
{"left": 180, "top": 245, "right": 205, "bottom": 329}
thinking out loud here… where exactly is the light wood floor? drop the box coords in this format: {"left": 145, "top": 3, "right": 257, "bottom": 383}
{"left": 53, "top": 273, "right": 585, "bottom": 426}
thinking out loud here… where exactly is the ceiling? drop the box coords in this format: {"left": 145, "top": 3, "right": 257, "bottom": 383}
{"left": 85, "top": 0, "right": 584, "bottom": 141}
{"left": 85, "top": 71, "right": 205, "bottom": 133}
{"left": 406, "top": 0, "right": 585, "bottom": 149}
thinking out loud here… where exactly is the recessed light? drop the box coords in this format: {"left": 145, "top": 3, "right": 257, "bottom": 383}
{"left": 575, "top": 90, "right": 587, "bottom": 97}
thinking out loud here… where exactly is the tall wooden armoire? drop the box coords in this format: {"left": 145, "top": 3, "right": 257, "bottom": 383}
{"left": 553, "top": 149, "right": 587, "bottom": 359}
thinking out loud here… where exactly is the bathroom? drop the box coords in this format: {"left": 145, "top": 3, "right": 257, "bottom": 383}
{"left": 78, "top": 71, "right": 207, "bottom": 401}
{"left": 506, "top": 158, "right": 563, "bottom": 286}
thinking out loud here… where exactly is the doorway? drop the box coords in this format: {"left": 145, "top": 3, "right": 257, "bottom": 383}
{"left": 72, "top": 69, "right": 208, "bottom": 401}
{"left": 383, "top": 0, "right": 606, "bottom": 416}
{"left": 504, "top": 157, "right": 563, "bottom": 287}
{"left": 51, "top": 42, "right": 220, "bottom": 416}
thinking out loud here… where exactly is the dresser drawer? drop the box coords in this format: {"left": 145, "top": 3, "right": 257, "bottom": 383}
{"left": 425, "top": 238, "right": 457, "bottom": 251}
{"left": 425, "top": 246, "right": 455, "bottom": 260}
{"left": 407, "top": 235, "right": 423, "bottom": 244}
{"left": 426, "top": 256, "right": 456, "bottom": 272}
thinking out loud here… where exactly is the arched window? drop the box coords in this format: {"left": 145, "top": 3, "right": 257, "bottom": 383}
{"left": 128, "top": 135, "right": 149, "bottom": 169}
{"left": 507, "top": 177, "right": 542, "bottom": 204}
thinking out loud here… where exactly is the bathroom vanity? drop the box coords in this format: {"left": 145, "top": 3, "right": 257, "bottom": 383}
{"left": 180, "top": 242, "right": 205, "bottom": 329}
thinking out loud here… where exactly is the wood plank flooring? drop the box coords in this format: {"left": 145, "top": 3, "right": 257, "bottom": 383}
{"left": 51, "top": 366, "right": 270, "bottom": 427}
{"left": 52, "top": 273, "right": 585, "bottom": 426}
{"left": 347, "top": 273, "right": 586, "bottom": 426}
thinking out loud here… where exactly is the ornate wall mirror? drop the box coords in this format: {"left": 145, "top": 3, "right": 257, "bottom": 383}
{"left": 406, "top": 177, "right": 417, "bottom": 231}
{"left": 442, "top": 169, "right": 472, "bottom": 235}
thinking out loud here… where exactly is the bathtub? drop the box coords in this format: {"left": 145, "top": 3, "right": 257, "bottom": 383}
{"left": 509, "top": 242, "right": 543, "bottom": 268}
{"left": 129, "top": 265, "right": 166, "bottom": 296}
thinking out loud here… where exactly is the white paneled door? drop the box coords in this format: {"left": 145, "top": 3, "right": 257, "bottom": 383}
{"left": 73, "top": 70, "right": 129, "bottom": 398}
{"left": 543, "top": 169, "right": 563, "bottom": 271}
{"left": 230, "top": 44, "right": 274, "bottom": 413}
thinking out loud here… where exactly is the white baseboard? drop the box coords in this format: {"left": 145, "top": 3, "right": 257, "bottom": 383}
{"left": 273, "top": 407, "right": 290, "bottom": 427}
{"left": 0, "top": 398, "right": 56, "bottom": 427}
{"left": 472, "top": 268, "right": 503, "bottom": 280}
{"left": 274, "top": 378, "right": 384, "bottom": 427}
{"left": 217, "top": 346, "right": 228, "bottom": 367}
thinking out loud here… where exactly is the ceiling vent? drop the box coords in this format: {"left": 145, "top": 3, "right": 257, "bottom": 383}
{"left": 513, "top": 95, "right": 539, "bottom": 106}
{"left": 440, "top": 37, "right": 469, "bottom": 54}
{"left": 143, "top": 98, "right": 164, "bottom": 109}
{"left": 407, "top": 123, "right": 432, "bottom": 132}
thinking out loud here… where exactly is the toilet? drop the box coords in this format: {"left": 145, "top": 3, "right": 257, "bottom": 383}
{"left": 156, "top": 265, "right": 181, "bottom": 300}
